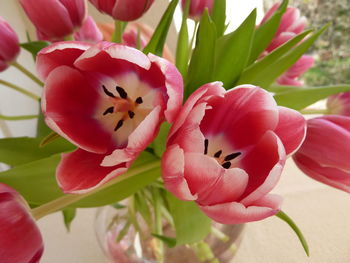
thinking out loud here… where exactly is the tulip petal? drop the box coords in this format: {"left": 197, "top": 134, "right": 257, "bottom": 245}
{"left": 240, "top": 131, "right": 285, "bottom": 205}
{"left": 161, "top": 144, "right": 197, "bottom": 200}
{"left": 274, "top": 106, "right": 306, "bottom": 156}
{"left": 148, "top": 54, "right": 183, "bottom": 123}
{"left": 200, "top": 85, "right": 279, "bottom": 149}
{"left": 57, "top": 148, "right": 127, "bottom": 194}
{"left": 42, "top": 65, "right": 112, "bottom": 154}
{"left": 102, "top": 106, "right": 162, "bottom": 166}
{"left": 112, "top": 0, "right": 154, "bottom": 21}
{"left": 0, "top": 184, "right": 43, "bottom": 263}
{"left": 199, "top": 195, "right": 281, "bottom": 224}
{"left": 293, "top": 153, "right": 350, "bottom": 193}
{"left": 37, "top": 41, "right": 91, "bottom": 80}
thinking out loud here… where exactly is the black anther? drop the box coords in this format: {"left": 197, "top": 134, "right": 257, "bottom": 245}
{"left": 114, "top": 120, "right": 124, "bottom": 131}
{"left": 224, "top": 152, "right": 241, "bottom": 162}
{"left": 116, "top": 86, "right": 127, "bottom": 99}
{"left": 102, "top": 85, "right": 116, "bottom": 98}
{"left": 103, "top": 106, "right": 114, "bottom": 116}
{"left": 222, "top": 162, "right": 231, "bottom": 169}
{"left": 214, "top": 150, "right": 222, "bottom": 158}
{"left": 204, "top": 139, "right": 209, "bottom": 155}
{"left": 128, "top": 111, "right": 135, "bottom": 119}
{"left": 135, "top": 97, "right": 143, "bottom": 104}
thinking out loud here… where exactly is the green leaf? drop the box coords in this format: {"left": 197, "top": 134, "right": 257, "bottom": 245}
{"left": 0, "top": 137, "right": 74, "bottom": 166}
{"left": 237, "top": 30, "right": 312, "bottom": 85}
{"left": 151, "top": 122, "right": 171, "bottom": 158}
{"left": 276, "top": 210, "right": 309, "bottom": 256}
{"left": 143, "top": 0, "right": 179, "bottom": 56}
{"left": 247, "top": 0, "right": 288, "bottom": 64}
{"left": 152, "top": 234, "right": 177, "bottom": 248}
{"left": 185, "top": 10, "right": 216, "bottom": 98}
{"left": 20, "top": 41, "right": 50, "bottom": 60}
{"left": 213, "top": 9, "right": 256, "bottom": 89}
{"left": 166, "top": 193, "right": 211, "bottom": 245}
{"left": 211, "top": 0, "right": 226, "bottom": 37}
{"left": 134, "top": 192, "right": 153, "bottom": 227}
{"left": 0, "top": 151, "right": 160, "bottom": 208}
{"left": 175, "top": 0, "right": 190, "bottom": 77}
{"left": 274, "top": 84, "right": 350, "bottom": 110}
{"left": 39, "top": 132, "right": 60, "bottom": 147}
{"left": 244, "top": 25, "right": 328, "bottom": 89}
{"left": 62, "top": 207, "right": 76, "bottom": 232}
{"left": 36, "top": 102, "right": 52, "bottom": 138}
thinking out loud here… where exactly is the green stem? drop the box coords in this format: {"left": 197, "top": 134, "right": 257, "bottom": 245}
{"left": 0, "top": 79, "right": 40, "bottom": 100}
{"left": 111, "top": 20, "right": 125, "bottom": 43}
{"left": 300, "top": 108, "right": 329, "bottom": 115}
{"left": 152, "top": 188, "right": 164, "bottom": 263}
{"left": 31, "top": 161, "right": 161, "bottom": 220}
{"left": 189, "top": 21, "right": 199, "bottom": 56}
{"left": 0, "top": 114, "right": 38, "bottom": 121}
{"left": 11, "top": 61, "right": 44, "bottom": 87}
{"left": 0, "top": 111, "right": 12, "bottom": 137}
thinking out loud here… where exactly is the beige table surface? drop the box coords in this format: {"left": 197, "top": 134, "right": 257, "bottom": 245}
{"left": 37, "top": 159, "right": 350, "bottom": 263}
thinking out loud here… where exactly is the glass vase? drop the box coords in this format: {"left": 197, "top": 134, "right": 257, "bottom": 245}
{"left": 95, "top": 205, "right": 245, "bottom": 263}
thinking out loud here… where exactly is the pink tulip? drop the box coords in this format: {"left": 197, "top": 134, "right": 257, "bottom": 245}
{"left": 0, "top": 183, "right": 43, "bottom": 263}
{"left": 162, "top": 83, "right": 306, "bottom": 224}
{"left": 74, "top": 16, "right": 103, "bottom": 43}
{"left": 89, "top": 0, "right": 155, "bottom": 21}
{"left": 19, "top": 0, "right": 87, "bottom": 40}
{"left": 293, "top": 115, "right": 350, "bottom": 193}
{"left": 261, "top": 3, "right": 307, "bottom": 52}
{"left": 0, "top": 17, "right": 20, "bottom": 72}
{"left": 37, "top": 41, "right": 183, "bottom": 193}
{"left": 277, "top": 55, "right": 314, "bottom": 86}
{"left": 327, "top": 92, "right": 350, "bottom": 117}
{"left": 181, "top": 0, "right": 214, "bottom": 20}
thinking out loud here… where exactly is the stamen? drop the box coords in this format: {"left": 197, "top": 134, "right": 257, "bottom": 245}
{"left": 214, "top": 150, "right": 222, "bottom": 158}
{"left": 102, "top": 85, "right": 116, "bottom": 98}
{"left": 114, "top": 120, "right": 124, "bottom": 131}
{"left": 224, "top": 152, "right": 241, "bottom": 161}
{"left": 222, "top": 162, "right": 231, "bottom": 169}
{"left": 128, "top": 111, "right": 135, "bottom": 119}
{"left": 204, "top": 139, "right": 209, "bottom": 155}
{"left": 116, "top": 86, "right": 127, "bottom": 99}
{"left": 103, "top": 106, "right": 114, "bottom": 116}
{"left": 135, "top": 97, "right": 143, "bottom": 104}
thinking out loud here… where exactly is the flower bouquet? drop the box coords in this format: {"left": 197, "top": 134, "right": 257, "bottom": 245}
{"left": 1, "top": 0, "right": 350, "bottom": 262}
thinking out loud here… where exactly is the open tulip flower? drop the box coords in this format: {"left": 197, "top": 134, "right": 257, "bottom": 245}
{"left": 293, "top": 116, "right": 350, "bottom": 193}
{"left": 0, "top": 183, "right": 43, "bottom": 263}
{"left": 162, "top": 83, "right": 306, "bottom": 224}
{"left": 38, "top": 41, "right": 183, "bottom": 193}
{"left": 19, "top": 0, "right": 87, "bottom": 41}
{"left": 89, "top": 0, "right": 155, "bottom": 21}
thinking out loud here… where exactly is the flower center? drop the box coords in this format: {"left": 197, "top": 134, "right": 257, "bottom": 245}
{"left": 203, "top": 138, "right": 242, "bottom": 169}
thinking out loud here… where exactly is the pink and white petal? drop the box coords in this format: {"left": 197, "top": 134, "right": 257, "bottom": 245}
{"left": 36, "top": 41, "right": 91, "bottom": 80}
{"left": 0, "top": 184, "right": 43, "bottom": 263}
{"left": 201, "top": 85, "right": 279, "bottom": 148}
{"left": 183, "top": 152, "right": 224, "bottom": 198}
{"left": 266, "top": 32, "right": 296, "bottom": 52}
{"left": 161, "top": 144, "right": 196, "bottom": 200}
{"left": 199, "top": 200, "right": 280, "bottom": 224}
{"left": 43, "top": 65, "right": 112, "bottom": 154}
{"left": 277, "top": 75, "right": 303, "bottom": 86}
{"left": 240, "top": 131, "right": 286, "bottom": 206}
{"left": 148, "top": 54, "right": 183, "bottom": 123}
{"left": 274, "top": 106, "right": 306, "bottom": 156}
{"left": 168, "top": 82, "right": 225, "bottom": 142}
{"left": 293, "top": 153, "right": 350, "bottom": 194}
{"left": 75, "top": 42, "right": 151, "bottom": 74}
{"left": 59, "top": 0, "right": 87, "bottom": 27}
{"left": 197, "top": 168, "right": 249, "bottom": 206}
{"left": 102, "top": 106, "right": 161, "bottom": 166}
{"left": 57, "top": 149, "right": 128, "bottom": 194}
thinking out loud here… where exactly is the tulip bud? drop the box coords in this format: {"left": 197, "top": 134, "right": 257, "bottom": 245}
{"left": 0, "top": 17, "right": 20, "bottom": 72}
{"left": 277, "top": 55, "right": 314, "bottom": 86}
{"left": 181, "top": 0, "right": 214, "bottom": 20}
{"left": 89, "top": 0, "right": 155, "bottom": 21}
{"left": 0, "top": 183, "right": 44, "bottom": 263}
{"left": 74, "top": 16, "right": 103, "bottom": 43}
{"left": 19, "top": 0, "right": 87, "bottom": 40}
{"left": 327, "top": 92, "right": 350, "bottom": 117}
{"left": 293, "top": 115, "right": 350, "bottom": 193}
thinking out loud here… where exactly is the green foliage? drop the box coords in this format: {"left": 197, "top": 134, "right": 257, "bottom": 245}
{"left": 166, "top": 193, "right": 211, "bottom": 245}
{"left": 213, "top": 9, "right": 256, "bottom": 89}
{"left": 143, "top": 0, "right": 179, "bottom": 56}
{"left": 20, "top": 41, "right": 50, "bottom": 60}
{"left": 62, "top": 208, "right": 76, "bottom": 232}
{"left": 185, "top": 10, "right": 216, "bottom": 98}
{"left": 211, "top": 0, "right": 226, "bottom": 37}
